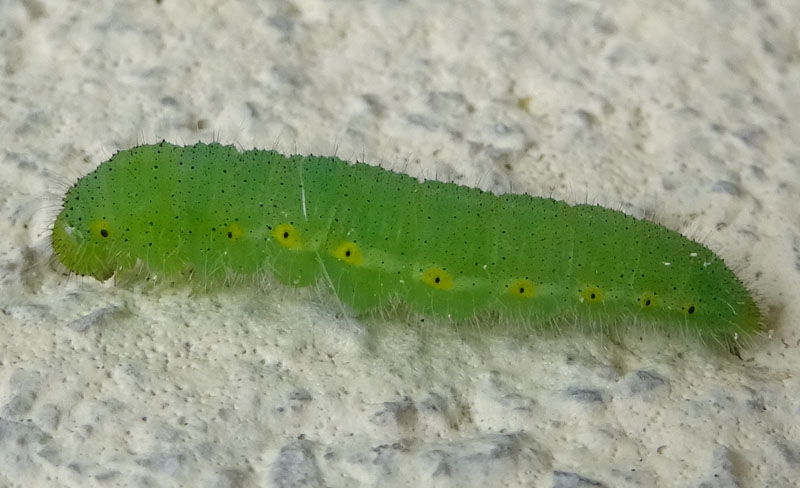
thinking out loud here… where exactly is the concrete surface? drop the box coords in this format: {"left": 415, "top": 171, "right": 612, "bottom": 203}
{"left": 1, "top": 0, "right": 799, "bottom": 486}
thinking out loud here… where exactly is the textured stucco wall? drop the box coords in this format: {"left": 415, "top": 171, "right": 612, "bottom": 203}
{"left": 1, "top": 1, "right": 799, "bottom": 487}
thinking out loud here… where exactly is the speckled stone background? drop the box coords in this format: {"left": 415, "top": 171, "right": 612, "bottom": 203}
{"left": 1, "top": 1, "right": 799, "bottom": 487}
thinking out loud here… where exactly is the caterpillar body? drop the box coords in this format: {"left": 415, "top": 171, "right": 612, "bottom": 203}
{"left": 52, "top": 141, "right": 762, "bottom": 347}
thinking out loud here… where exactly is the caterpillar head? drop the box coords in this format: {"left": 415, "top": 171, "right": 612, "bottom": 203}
{"left": 51, "top": 192, "right": 117, "bottom": 281}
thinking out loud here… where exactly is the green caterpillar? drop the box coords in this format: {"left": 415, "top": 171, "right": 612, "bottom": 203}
{"left": 52, "top": 141, "right": 762, "bottom": 347}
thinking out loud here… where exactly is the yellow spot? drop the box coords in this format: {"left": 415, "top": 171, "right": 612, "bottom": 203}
{"left": 272, "top": 223, "right": 302, "bottom": 250}
{"left": 580, "top": 286, "right": 604, "bottom": 303}
{"left": 508, "top": 278, "right": 535, "bottom": 298}
{"left": 333, "top": 241, "right": 363, "bottom": 266}
{"left": 226, "top": 223, "right": 244, "bottom": 241}
{"left": 637, "top": 293, "right": 657, "bottom": 309}
{"left": 422, "top": 267, "right": 453, "bottom": 290}
{"left": 90, "top": 219, "right": 111, "bottom": 239}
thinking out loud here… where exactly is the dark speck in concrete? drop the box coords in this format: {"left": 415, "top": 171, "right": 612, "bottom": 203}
{"left": 564, "top": 387, "right": 604, "bottom": 403}
{"left": 696, "top": 447, "right": 741, "bottom": 488}
{"left": 733, "top": 124, "right": 766, "bottom": 148}
{"left": 2, "top": 390, "right": 37, "bottom": 417}
{"left": 428, "top": 91, "right": 474, "bottom": 117}
{"left": 776, "top": 442, "right": 800, "bottom": 466}
{"left": 575, "top": 109, "right": 599, "bottom": 127}
{"left": 370, "top": 396, "right": 417, "bottom": 428}
{"left": 372, "top": 440, "right": 410, "bottom": 476}
{"left": 361, "top": 94, "right": 386, "bottom": 116}
{"left": 0, "top": 418, "right": 52, "bottom": 447}
{"left": 288, "top": 388, "right": 312, "bottom": 402}
{"left": 268, "top": 15, "right": 294, "bottom": 36}
{"left": 210, "top": 468, "right": 250, "bottom": 488}
{"left": 271, "top": 439, "right": 324, "bottom": 488}
{"left": 94, "top": 470, "right": 120, "bottom": 482}
{"left": 552, "top": 470, "right": 606, "bottom": 487}
{"left": 407, "top": 113, "right": 439, "bottom": 130}
{"left": 711, "top": 180, "right": 742, "bottom": 196}
{"left": 626, "top": 370, "right": 667, "bottom": 396}
{"left": 423, "top": 433, "right": 528, "bottom": 480}
{"left": 67, "top": 306, "right": 122, "bottom": 332}
{"left": 747, "top": 396, "right": 766, "bottom": 412}
{"left": 160, "top": 96, "right": 179, "bottom": 107}
{"left": 136, "top": 452, "right": 192, "bottom": 478}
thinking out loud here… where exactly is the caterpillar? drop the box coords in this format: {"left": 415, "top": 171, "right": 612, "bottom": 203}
{"left": 51, "top": 141, "right": 762, "bottom": 347}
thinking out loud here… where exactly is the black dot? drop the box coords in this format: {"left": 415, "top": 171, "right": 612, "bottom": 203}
{"left": 519, "top": 287, "right": 525, "bottom": 294}
{"left": 435, "top": 276, "right": 441, "bottom": 283}
{"left": 590, "top": 293, "right": 596, "bottom": 299}
{"left": 645, "top": 299, "right": 651, "bottom": 306}
{"left": 227, "top": 232, "right": 233, "bottom": 239}
{"left": 345, "top": 250, "right": 351, "bottom": 257}
{"left": 100, "top": 229, "right": 108, "bottom": 238}
{"left": 283, "top": 232, "right": 289, "bottom": 239}
{"left": 688, "top": 305, "right": 696, "bottom": 314}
